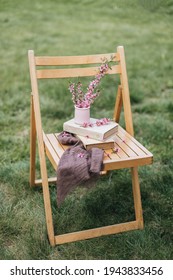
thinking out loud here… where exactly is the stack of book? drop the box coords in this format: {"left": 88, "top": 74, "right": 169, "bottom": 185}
{"left": 63, "top": 118, "right": 118, "bottom": 150}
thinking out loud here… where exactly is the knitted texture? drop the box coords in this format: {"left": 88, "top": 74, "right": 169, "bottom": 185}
{"left": 57, "top": 132, "right": 104, "bottom": 205}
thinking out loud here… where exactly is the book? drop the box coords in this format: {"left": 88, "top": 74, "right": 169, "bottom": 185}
{"left": 63, "top": 118, "right": 118, "bottom": 141}
{"left": 76, "top": 134, "right": 117, "bottom": 150}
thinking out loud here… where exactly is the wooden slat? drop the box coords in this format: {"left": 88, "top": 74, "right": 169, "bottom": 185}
{"left": 103, "top": 155, "right": 153, "bottom": 171}
{"left": 54, "top": 134, "right": 71, "bottom": 151}
{"left": 118, "top": 126, "right": 153, "bottom": 156}
{"left": 35, "top": 177, "right": 57, "bottom": 186}
{"left": 35, "top": 53, "right": 120, "bottom": 66}
{"left": 46, "top": 134, "right": 65, "bottom": 157}
{"left": 114, "top": 134, "right": 137, "bottom": 157}
{"left": 55, "top": 221, "right": 138, "bottom": 245}
{"left": 36, "top": 65, "right": 121, "bottom": 79}
{"left": 103, "top": 149, "right": 119, "bottom": 160}
{"left": 43, "top": 133, "right": 60, "bottom": 170}
{"left": 112, "top": 143, "right": 129, "bottom": 159}
{"left": 117, "top": 129, "right": 146, "bottom": 156}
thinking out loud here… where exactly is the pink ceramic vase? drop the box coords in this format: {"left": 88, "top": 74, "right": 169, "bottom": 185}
{"left": 74, "top": 106, "right": 90, "bottom": 125}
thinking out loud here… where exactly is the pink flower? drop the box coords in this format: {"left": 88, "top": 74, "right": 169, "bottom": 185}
{"left": 81, "top": 121, "right": 94, "bottom": 127}
{"left": 68, "top": 83, "right": 75, "bottom": 92}
{"left": 68, "top": 60, "right": 110, "bottom": 108}
{"left": 62, "top": 131, "right": 70, "bottom": 137}
{"left": 81, "top": 118, "right": 110, "bottom": 128}
{"left": 88, "top": 122, "right": 93, "bottom": 127}
{"left": 102, "top": 118, "right": 110, "bottom": 125}
{"left": 96, "top": 118, "right": 110, "bottom": 126}
{"left": 96, "top": 120, "right": 102, "bottom": 126}
{"left": 82, "top": 122, "right": 88, "bottom": 128}
{"left": 113, "top": 147, "right": 119, "bottom": 153}
{"left": 77, "top": 152, "right": 85, "bottom": 158}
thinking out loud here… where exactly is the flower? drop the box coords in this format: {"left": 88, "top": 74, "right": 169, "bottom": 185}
{"left": 96, "top": 117, "right": 110, "bottom": 126}
{"left": 113, "top": 147, "right": 119, "bottom": 153}
{"left": 80, "top": 118, "right": 111, "bottom": 128}
{"left": 77, "top": 152, "right": 85, "bottom": 158}
{"left": 61, "top": 131, "right": 70, "bottom": 137}
{"left": 68, "top": 61, "right": 110, "bottom": 108}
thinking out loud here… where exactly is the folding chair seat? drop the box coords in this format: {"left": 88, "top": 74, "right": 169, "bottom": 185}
{"left": 28, "top": 46, "right": 153, "bottom": 246}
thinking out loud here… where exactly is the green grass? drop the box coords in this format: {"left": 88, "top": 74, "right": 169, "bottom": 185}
{"left": 0, "top": 0, "right": 173, "bottom": 259}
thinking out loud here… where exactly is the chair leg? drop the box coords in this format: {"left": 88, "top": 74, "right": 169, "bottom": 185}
{"left": 42, "top": 178, "right": 56, "bottom": 246}
{"left": 30, "top": 94, "right": 36, "bottom": 187}
{"left": 131, "top": 167, "right": 144, "bottom": 229}
{"left": 30, "top": 94, "right": 55, "bottom": 245}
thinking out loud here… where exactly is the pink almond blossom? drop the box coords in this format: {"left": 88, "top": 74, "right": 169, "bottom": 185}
{"left": 68, "top": 60, "right": 110, "bottom": 108}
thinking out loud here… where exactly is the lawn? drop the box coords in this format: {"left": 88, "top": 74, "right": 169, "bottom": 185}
{"left": 0, "top": 0, "right": 173, "bottom": 259}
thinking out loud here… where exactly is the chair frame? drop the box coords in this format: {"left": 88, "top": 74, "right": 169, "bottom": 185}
{"left": 28, "top": 46, "right": 153, "bottom": 246}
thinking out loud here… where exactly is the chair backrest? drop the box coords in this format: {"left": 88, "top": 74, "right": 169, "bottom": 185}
{"left": 28, "top": 46, "right": 134, "bottom": 136}
{"left": 35, "top": 53, "right": 120, "bottom": 79}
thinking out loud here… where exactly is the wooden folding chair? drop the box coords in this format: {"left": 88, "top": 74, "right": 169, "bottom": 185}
{"left": 28, "top": 46, "right": 153, "bottom": 246}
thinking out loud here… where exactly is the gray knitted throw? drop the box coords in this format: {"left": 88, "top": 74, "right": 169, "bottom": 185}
{"left": 57, "top": 132, "right": 104, "bottom": 205}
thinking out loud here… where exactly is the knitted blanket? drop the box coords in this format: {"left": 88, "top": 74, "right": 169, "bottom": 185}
{"left": 57, "top": 132, "right": 104, "bottom": 205}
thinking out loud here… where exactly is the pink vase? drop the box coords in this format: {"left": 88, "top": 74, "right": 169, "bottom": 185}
{"left": 74, "top": 106, "right": 90, "bottom": 125}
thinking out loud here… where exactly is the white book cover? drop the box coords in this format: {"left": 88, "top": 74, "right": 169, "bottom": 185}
{"left": 63, "top": 118, "right": 118, "bottom": 141}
